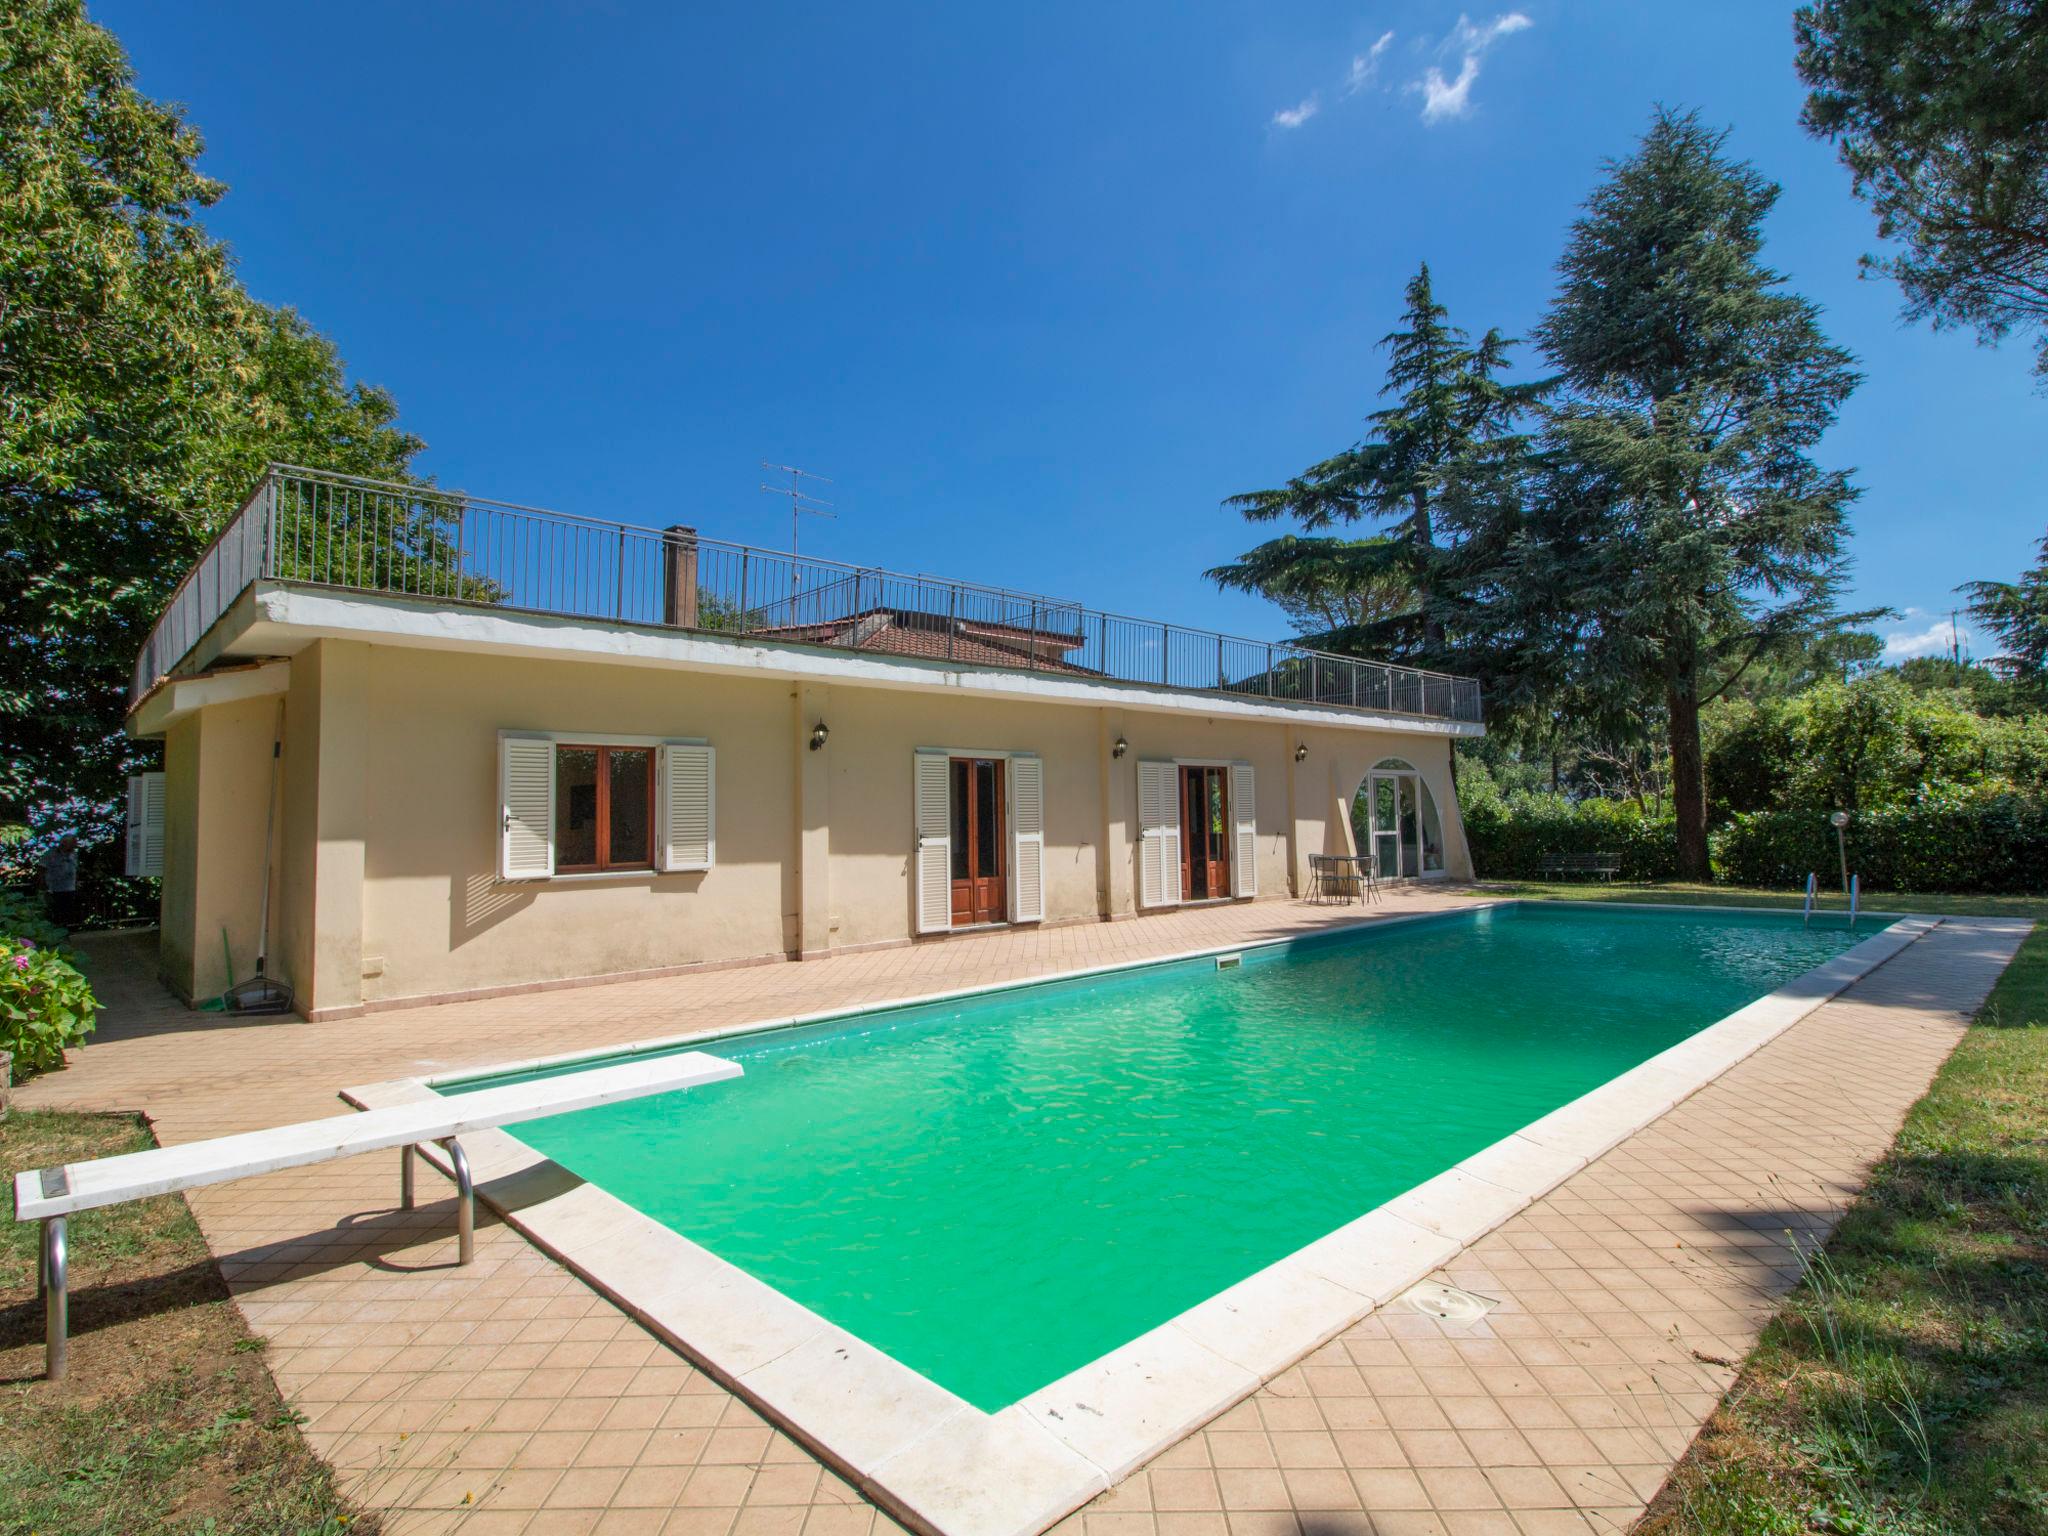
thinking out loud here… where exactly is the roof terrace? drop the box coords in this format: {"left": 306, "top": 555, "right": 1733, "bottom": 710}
{"left": 130, "top": 465, "right": 1484, "bottom": 725}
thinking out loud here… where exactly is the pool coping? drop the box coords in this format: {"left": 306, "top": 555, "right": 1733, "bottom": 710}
{"left": 342, "top": 903, "right": 1938, "bottom": 1536}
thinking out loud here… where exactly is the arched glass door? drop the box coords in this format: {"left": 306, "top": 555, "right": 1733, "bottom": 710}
{"left": 1359, "top": 759, "right": 1446, "bottom": 879}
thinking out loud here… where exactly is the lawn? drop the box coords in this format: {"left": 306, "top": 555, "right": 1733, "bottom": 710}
{"left": 1512, "top": 883, "right": 2047, "bottom": 1536}
{"left": 1483, "top": 878, "right": 2046, "bottom": 922}
{"left": 0, "top": 1111, "right": 374, "bottom": 1536}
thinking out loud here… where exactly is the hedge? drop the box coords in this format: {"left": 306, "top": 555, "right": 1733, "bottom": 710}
{"left": 1462, "top": 801, "right": 1680, "bottom": 882}
{"left": 1465, "top": 792, "right": 2048, "bottom": 894}
{"left": 1715, "top": 794, "right": 2048, "bottom": 895}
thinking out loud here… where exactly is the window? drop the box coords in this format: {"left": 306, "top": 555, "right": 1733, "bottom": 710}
{"left": 1360, "top": 757, "right": 1445, "bottom": 878}
{"left": 500, "top": 734, "right": 714, "bottom": 882}
{"left": 554, "top": 744, "right": 653, "bottom": 872}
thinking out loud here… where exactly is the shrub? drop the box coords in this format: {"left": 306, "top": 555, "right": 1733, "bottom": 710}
{"left": 1, "top": 897, "right": 98, "bottom": 1076}
{"left": 1463, "top": 798, "right": 1680, "bottom": 882}
{"left": 1703, "top": 672, "right": 2048, "bottom": 820}
{"left": 0, "top": 888, "right": 70, "bottom": 950}
{"left": 1714, "top": 791, "right": 2048, "bottom": 894}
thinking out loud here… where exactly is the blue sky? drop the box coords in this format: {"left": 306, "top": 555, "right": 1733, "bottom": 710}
{"left": 102, "top": 1, "right": 2044, "bottom": 663}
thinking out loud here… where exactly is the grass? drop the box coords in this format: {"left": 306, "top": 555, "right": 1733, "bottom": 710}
{"left": 0, "top": 1110, "right": 375, "bottom": 1536}
{"left": 1517, "top": 883, "right": 2047, "bottom": 1536}
{"left": 1483, "top": 878, "right": 2047, "bottom": 922}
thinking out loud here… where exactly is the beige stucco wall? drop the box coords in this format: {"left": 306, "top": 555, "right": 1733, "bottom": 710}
{"left": 157, "top": 636, "right": 1476, "bottom": 1014}
{"left": 275, "top": 640, "right": 369, "bottom": 1015}
{"left": 158, "top": 713, "right": 202, "bottom": 998}
{"left": 806, "top": 685, "right": 1106, "bottom": 953}
{"left": 357, "top": 645, "right": 796, "bottom": 1006}
{"left": 1316, "top": 731, "right": 1472, "bottom": 882}
{"left": 157, "top": 695, "right": 280, "bottom": 1002}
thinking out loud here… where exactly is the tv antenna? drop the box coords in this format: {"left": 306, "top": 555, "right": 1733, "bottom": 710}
{"left": 759, "top": 463, "right": 835, "bottom": 556}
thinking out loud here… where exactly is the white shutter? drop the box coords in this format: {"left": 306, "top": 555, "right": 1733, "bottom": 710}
{"left": 1231, "top": 761, "right": 1258, "bottom": 897}
{"left": 1136, "top": 760, "right": 1180, "bottom": 908}
{"left": 125, "top": 772, "right": 166, "bottom": 878}
{"left": 1009, "top": 754, "right": 1045, "bottom": 923}
{"left": 499, "top": 735, "right": 556, "bottom": 880}
{"left": 914, "top": 751, "right": 952, "bottom": 934}
{"left": 657, "top": 744, "right": 715, "bottom": 871}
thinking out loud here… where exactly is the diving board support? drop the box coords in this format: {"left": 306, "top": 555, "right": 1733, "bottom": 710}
{"left": 39, "top": 1214, "right": 66, "bottom": 1382}
{"left": 399, "top": 1137, "right": 475, "bottom": 1265}
{"left": 448, "top": 1137, "right": 474, "bottom": 1265}
{"left": 15, "top": 1050, "right": 741, "bottom": 1382}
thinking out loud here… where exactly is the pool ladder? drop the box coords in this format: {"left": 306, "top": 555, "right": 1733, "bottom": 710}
{"left": 1803, "top": 871, "right": 1860, "bottom": 930}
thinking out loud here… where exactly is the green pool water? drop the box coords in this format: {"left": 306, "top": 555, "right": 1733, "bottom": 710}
{"left": 448, "top": 902, "right": 1877, "bottom": 1410}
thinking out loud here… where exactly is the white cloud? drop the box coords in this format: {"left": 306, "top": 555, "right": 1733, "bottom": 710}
{"left": 1882, "top": 619, "right": 1970, "bottom": 661}
{"left": 1416, "top": 56, "right": 1483, "bottom": 122}
{"left": 1346, "top": 31, "right": 1395, "bottom": 94}
{"left": 1271, "top": 94, "right": 1321, "bottom": 130}
{"left": 1409, "top": 11, "right": 1532, "bottom": 124}
{"left": 1447, "top": 11, "right": 1532, "bottom": 53}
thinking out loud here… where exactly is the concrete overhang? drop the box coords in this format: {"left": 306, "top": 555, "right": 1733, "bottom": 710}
{"left": 128, "top": 582, "right": 1486, "bottom": 740}
{"left": 127, "top": 658, "right": 290, "bottom": 739}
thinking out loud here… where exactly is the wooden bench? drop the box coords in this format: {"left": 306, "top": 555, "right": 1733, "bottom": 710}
{"left": 1537, "top": 852, "right": 1621, "bottom": 881}
{"left": 12, "top": 1051, "right": 742, "bottom": 1380}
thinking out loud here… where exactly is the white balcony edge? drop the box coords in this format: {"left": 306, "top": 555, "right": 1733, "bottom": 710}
{"left": 128, "top": 580, "right": 1484, "bottom": 739}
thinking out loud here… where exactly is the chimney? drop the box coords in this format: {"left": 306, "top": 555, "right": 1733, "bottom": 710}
{"left": 662, "top": 525, "right": 699, "bottom": 628}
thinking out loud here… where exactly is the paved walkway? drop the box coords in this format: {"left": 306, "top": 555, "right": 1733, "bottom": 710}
{"left": 10, "top": 899, "right": 2028, "bottom": 1536}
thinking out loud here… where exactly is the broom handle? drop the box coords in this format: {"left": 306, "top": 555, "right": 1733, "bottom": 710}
{"left": 256, "top": 701, "right": 282, "bottom": 975}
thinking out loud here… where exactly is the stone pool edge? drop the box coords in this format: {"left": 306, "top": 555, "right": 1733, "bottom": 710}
{"left": 342, "top": 908, "right": 1938, "bottom": 1536}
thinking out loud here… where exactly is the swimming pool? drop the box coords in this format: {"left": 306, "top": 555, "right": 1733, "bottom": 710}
{"left": 446, "top": 902, "right": 1880, "bottom": 1411}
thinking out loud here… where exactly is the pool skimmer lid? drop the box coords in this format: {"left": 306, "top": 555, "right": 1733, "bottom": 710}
{"left": 1401, "top": 1280, "right": 1499, "bottom": 1323}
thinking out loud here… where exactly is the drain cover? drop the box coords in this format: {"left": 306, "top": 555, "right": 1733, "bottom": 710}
{"left": 1401, "top": 1280, "right": 1498, "bottom": 1323}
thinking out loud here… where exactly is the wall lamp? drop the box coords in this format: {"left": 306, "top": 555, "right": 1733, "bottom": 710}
{"left": 809, "top": 722, "right": 830, "bottom": 751}
{"left": 1294, "top": 743, "right": 1309, "bottom": 763}
{"left": 1112, "top": 736, "right": 1128, "bottom": 759}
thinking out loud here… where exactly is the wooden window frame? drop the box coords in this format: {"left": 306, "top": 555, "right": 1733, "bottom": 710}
{"left": 555, "top": 743, "right": 656, "bottom": 874}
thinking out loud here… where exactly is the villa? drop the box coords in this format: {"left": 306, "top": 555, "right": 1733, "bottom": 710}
{"left": 34, "top": 462, "right": 2027, "bottom": 1536}
{"left": 122, "top": 465, "right": 1484, "bottom": 1017}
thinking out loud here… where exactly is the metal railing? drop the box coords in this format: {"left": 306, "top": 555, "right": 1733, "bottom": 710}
{"left": 130, "top": 465, "right": 1485, "bottom": 724}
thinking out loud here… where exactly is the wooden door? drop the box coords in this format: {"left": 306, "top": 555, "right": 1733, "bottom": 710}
{"left": 949, "top": 757, "right": 1007, "bottom": 926}
{"left": 1179, "top": 765, "right": 1231, "bottom": 900}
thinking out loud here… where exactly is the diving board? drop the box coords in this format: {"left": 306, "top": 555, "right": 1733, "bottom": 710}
{"left": 13, "top": 1051, "right": 742, "bottom": 1380}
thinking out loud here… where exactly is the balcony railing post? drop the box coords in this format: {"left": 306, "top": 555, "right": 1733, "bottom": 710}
{"left": 948, "top": 584, "right": 958, "bottom": 660}
{"left": 264, "top": 473, "right": 278, "bottom": 578}
{"left": 1161, "top": 624, "right": 1170, "bottom": 684}
{"left": 1030, "top": 600, "right": 1040, "bottom": 670}
{"left": 451, "top": 497, "right": 467, "bottom": 599}
{"left": 1266, "top": 643, "right": 1275, "bottom": 697}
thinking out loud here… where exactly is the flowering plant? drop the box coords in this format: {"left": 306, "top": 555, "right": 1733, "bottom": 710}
{"left": 1, "top": 933, "right": 98, "bottom": 1075}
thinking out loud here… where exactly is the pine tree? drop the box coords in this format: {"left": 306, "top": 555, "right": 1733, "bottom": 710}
{"left": 1961, "top": 530, "right": 2048, "bottom": 688}
{"left": 1527, "top": 110, "right": 1862, "bottom": 880}
{"left": 1216, "top": 264, "right": 1532, "bottom": 662}
{"left": 1203, "top": 535, "right": 1414, "bottom": 644}
{"left": 1796, "top": 0, "right": 2048, "bottom": 386}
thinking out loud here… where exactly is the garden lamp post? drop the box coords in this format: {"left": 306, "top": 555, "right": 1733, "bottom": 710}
{"left": 1830, "top": 810, "right": 1850, "bottom": 895}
